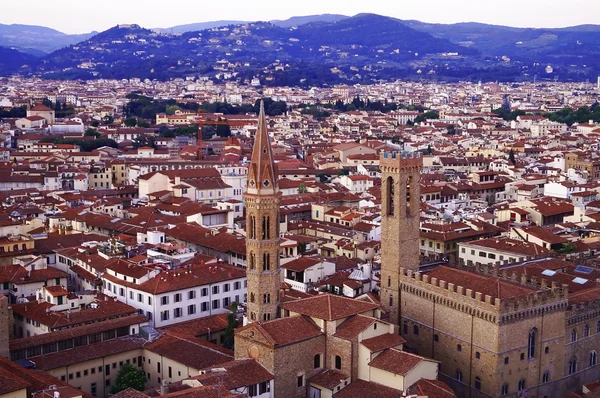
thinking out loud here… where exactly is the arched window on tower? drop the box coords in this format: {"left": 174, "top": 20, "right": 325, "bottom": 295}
{"left": 528, "top": 328, "right": 537, "bottom": 359}
{"left": 249, "top": 252, "right": 256, "bottom": 270}
{"left": 590, "top": 351, "right": 597, "bottom": 367}
{"left": 250, "top": 293, "right": 255, "bottom": 303}
{"left": 263, "top": 253, "right": 270, "bottom": 271}
{"left": 386, "top": 176, "right": 394, "bottom": 216}
{"left": 406, "top": 176, "right": 413, "bottom": 217}
{"left": 262, "top": 216, "right": 270, "bottom": 240}
{"left": 249, "top": 216, "right": 256, "bottom": 239}
{"left": 387, "top": 276, "right": 391, "bottom": 287}
{"left": 474, "top": 377, "right": 482, "bottom": 391}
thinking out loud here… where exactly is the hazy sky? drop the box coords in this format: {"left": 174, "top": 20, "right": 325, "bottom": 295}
{"left": 1, "top": 0, "right": 597, "bottom": 34}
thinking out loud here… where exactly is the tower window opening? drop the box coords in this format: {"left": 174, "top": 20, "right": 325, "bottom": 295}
{"left": 406, "top": 176, "right": 413, "bottom": 217}
{"left": 386, "top": 177, "right": 394, "bottom": 215}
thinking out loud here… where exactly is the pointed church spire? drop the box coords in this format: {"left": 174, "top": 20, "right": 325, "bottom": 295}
{"left": 247, "top": 100, "right": 278, "bottom": 194}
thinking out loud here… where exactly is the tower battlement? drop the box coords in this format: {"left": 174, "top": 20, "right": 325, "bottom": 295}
{"left": 399, "top": 267, "right": 569, "bottom": 324}
{"left": 380, "top": 151, "right": 423, "bottom": 170}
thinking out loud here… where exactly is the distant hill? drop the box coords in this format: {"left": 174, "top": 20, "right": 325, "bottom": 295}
{"left": 404, "top": 19, "right": 600, "bottom": 61}
{"left": 270, "top": 14, "right": 348, "bottom": 28}
{"left": 155, "top": 21, "right": 248, "bottom": 34}
{"left": 0, "top": 46, "right": 38, "bottom": 74}
{"left": 25, "top": 14, "right": 473, "bottom": 82}
{"left": 158, "top": 14, "right": 349, "bottom": 33}
{"left": 0, "top": 23, "right": 95, "bottom": 54}
{"left": 2, "top": 14, "right": 600, "bottom": 84}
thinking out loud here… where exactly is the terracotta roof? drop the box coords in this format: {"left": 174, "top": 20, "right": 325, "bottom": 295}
{"left": 426, "top": 266, "right": 535, "bottom": 301}
{"left": 333, "top": 380, "right": 402, "bottom": 398}
{"left": 280, "top": 293, "right": 379, "bottom": 321}
{"left": 10, "top": 314, "right": 147, "bottom": 351}
{"left": 368, "top": 348, "right": 425, "bottom": 375}
{"left": 31, "top": 336, "right": 147, "bottom": 370}
{"left": 282, "top": 257, "right": 322, "bottom": 272}
{"left": 408, "top": 379, "right": 457, "bottom": 398}
{"left": 190, "top": 359, "right": 273, "bottom": 389}
{"left": 258, "top": 315, "right": 323, "bottom": 346}
{"left": 309, "top": 368, "right": 349, "bottom": 390}
{"left": 102, "top": 259, "right": 245, "bottom": 295}
{"left": 11, "top": 292, "right": 137, "bottom": 329}
{"left": 360, "top": 333, "right": 406, "bottom": 352}
{"left": 144, "top": 333, "right": 232, "bottom": 370}
{"left": 334, "top": 314, "right": 376, "bottom": 339}
{"left": 158, "top": 314, "right": 229, "bottom": 337}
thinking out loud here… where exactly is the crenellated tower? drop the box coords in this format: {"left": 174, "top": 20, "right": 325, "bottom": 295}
{"left": 379, "top": 151, "right": 422, "bottom": 326}
{"left": 244, "top": 101, "right": 281, "bottom": 323}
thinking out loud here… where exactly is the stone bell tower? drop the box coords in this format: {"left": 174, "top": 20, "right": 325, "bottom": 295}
{"left": 379, "top": 151, "right": 422, "bottom": 326}
{"left": 244, "top": 101, "right": 281, "bottom": 323}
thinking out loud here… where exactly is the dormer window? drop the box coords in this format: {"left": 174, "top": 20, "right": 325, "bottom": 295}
{"left": 263, "top": 147, "right": 268, "bottom": 154}
{"left": 263, "top": 180, "right": 270, "bottom": 187}
{"left": 249, "top": 180, "right": 256, "bottom": 187}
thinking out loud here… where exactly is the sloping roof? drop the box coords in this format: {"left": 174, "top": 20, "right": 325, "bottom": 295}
{"left": 360, "top": 333, "right": 406, "bottom": 352}
{"left": 280, "top": 293, "right": 379, "bottom": 321}
{"left": 333, "top": 380, "right": 402, "bottom": 398}
{"left": 258, "top": 315, "right": 323, "bottom": 346}
{"left": 144, "top": 333, "right": 232, "bottom": 370}
{"left": 367, "top": 348, "right": 424, "bottom": 376}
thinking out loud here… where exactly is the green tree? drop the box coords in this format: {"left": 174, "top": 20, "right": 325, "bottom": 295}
{"left": 166, "top": 105, "right": 180, "bottom": 115}
{"left": 84, "top": 128, "right": 100, "bottom": 138}
{"left": 338, "top": 168, "right": 350, "bottom": 176}
{"left": 222, "top": 302, "right": 239, "bottom": 350}
{"left": 215, "top": 118, "right": 231, "bottom": 137}
{"left": 42, "top": 98, "right": 53, "bottom": 108}
{"left": 427, "top": 144, "right": 432, "bottom": 155}
{"left": 137, "top": 120, "right": 150, "bottom": 128}
{"left": 102, "top": 115, "right": 114, "bottom": 125}
{"left": 414, "top": 111, "right": 439, "bottom": 124}
{"left": 298, "top": 183, "right": 308, "bottom": 194}
{"left": 111, "top": 363, "right": 146, "bottom": 394}
{"left": 124, "top": 117, "right": 138, "bottom": 127}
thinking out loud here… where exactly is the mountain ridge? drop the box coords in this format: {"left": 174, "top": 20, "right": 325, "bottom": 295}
{"left": 3, "top": 14, "right": 600, "bottom": 84}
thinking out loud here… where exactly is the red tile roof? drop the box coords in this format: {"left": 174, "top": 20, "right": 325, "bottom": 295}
{"left": 426, "top": 266, "right": 534, "bottom": 301}
{"left": 360, "top": 333, "right": 406, "bottom": 352}
{"left": 144, "top": 333, "right": 232, "bottom": 370}
{"left": 258, "top": 315, "right": 323, "bottom": 346}
{"left": 334, "top": 314, "right": 376, "bottom": 340}
{"left": 333, "top": 380, "right": 402, "bottom": 398}
{"left": 309, "top": 368, "right": 349, "bottom": 390}
{"left": 190, "top": 359, "right": 273, "bottom": 389}
{"left": 408, "top": 379, "right": 457, "bottom": 398}
{"left": 280, "top": 293, "right": 379, "bottom": 321}
{"left": 368, "top": 348, "right": 425, "bottom": 376}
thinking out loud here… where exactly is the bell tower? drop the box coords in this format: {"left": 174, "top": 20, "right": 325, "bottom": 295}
{"left": 244, "top": 101, "right": 281, "bottom": 323}
{"left": 380, "top": 151, "right": 422, "bottom": 326}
